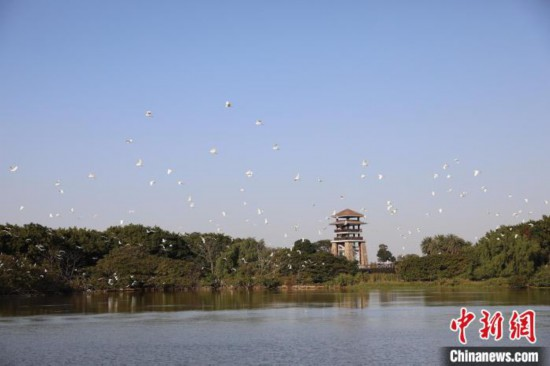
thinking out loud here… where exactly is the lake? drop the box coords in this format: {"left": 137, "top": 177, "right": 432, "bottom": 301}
{"left": 0, "top": 288, "right": 548, "bottom": 365}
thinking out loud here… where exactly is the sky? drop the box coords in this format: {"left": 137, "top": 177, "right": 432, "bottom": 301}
{"left": 1, "top": 1, "right": 550, "bottom": 257}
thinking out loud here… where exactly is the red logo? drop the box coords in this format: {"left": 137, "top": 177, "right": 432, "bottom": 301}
{"left": 509, "top": 310, "right": 536, "bottom": 344}
{"left": 450, "top": 307, "right": 476, "bottom": 345}
{"left": 479, "top": 310, "right": 504, "bottom": 341}
{"left": 450, "top": 308, "right": 537, "bottom": 345}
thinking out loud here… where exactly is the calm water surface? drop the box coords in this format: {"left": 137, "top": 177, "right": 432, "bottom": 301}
{"left": 0, "top": 289, "right": 548, "bottom": 366}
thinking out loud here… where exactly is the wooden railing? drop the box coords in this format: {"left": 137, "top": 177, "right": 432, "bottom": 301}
{"left": 359, "top": 262, "right": 396, "bottom": 273}
{"left": 334, "top": 228, "right": 362, "bottom": 233}
{"left": 333, "top": 236, "right": 364, "bottom": 241}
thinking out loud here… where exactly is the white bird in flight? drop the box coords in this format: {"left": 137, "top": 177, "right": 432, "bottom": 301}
{"left": 225, "top": 101, "right": 232, "bottom": 108}
{"left": 145, "top": 111, "right": 153, "bottom": 118}
{"left": 136, "top": 159, "right": 143, "bottom": 167}
{"left": 361, "top": 159, "right": 369, "bottom": 167}
{"left": 88, "top": 173, "right": 96, "bottom": 179}
{"left": 209, "top": 147, "right": 218, "bottom": 155}
{"left": 294, "top": 173, "right": 300, "bottom": 181}
{"left": 474, "top": 169, "right": 480, "bottom": 177}
{"left": 167, "top": 169, "right": 173, "bottom": 175}
{"left": 9, "top": 165, "right": 18, "bottom": 173}
{"left": 245, "top": 170, "right": 253, "bottom": 178}
{"left": 272, "top": 144, "right": 280, "bottom": 151}
{"left": 255, "top": 120, "right": 263, "bottom": 126}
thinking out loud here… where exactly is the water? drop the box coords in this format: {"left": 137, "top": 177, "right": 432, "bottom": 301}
{"left": 0, "top": 289, "right": 548, "bottom": 365}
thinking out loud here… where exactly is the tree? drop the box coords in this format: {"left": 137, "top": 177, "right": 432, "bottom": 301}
{"left": 420, "top": 234, "right": 472, "bottom": 256}
{"left": 104, "top": 224, "right": 193, "bottom": 260}
{"left": 396, "top": 252, "right": 472, "bottom": 281}
{"left": 293, "top": 239, "right": 316, "bottom": 255}
{"left": 472, "top": 231, "right": 541, "bottom": 280}
{"left": 377, "top": 244, "right": 396, "bottom": 262}
{"left": 89, "top": 246, "right": 200, "bottom": 290}
{"left": 313, "top": 240, "right": 332, "bottom": 253}
{"left": 187, "top": 232, "right": 231, "bottom": 282}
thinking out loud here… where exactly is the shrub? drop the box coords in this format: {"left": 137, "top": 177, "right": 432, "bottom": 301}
{"left": 396, "top": 253, "right": 472, "bottom": 281}
{"left": 333, "top": 273, "right": 356, "bottom": 286}
{"left": 260, "top": 276, "right": 281, "bottom": 289}
{"left": 529, "top": 266, "right": 550, "bottom": 287}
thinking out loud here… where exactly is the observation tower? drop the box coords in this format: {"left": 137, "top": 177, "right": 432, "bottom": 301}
{"left": 330, "top": 208, "right": 368, "bottom": 267}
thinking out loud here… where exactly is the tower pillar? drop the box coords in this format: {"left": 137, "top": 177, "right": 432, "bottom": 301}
{"left": 331, "top": 242, "right": 338, "bottom": 256}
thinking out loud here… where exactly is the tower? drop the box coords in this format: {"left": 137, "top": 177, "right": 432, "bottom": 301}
{"left": 330, "top": 208, "right": 368, "bottom": 267}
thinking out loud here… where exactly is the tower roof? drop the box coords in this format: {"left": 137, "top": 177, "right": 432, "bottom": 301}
{"left": 333, "top": 208, "right": 364, "bottom": 218}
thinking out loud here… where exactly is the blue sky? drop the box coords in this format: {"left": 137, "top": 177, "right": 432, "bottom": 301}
{"left": 1, "top": 1, "right": 549, "bottom": 257}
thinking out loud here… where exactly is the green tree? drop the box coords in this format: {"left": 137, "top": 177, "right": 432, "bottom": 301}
{"left": 396, "top": 252, "right": 472, "bottom": 281}
{"left": 313, "top": 239, "right": 332, "bottom": 253}
{"left": 104, "top": 224, "right": 193, "bottom": 260}
{"left": 215, "top": 237, "right": 270, "bottom": 286}
{"left": 377, "top": 244, "right": 396, "bottom": 262}
{"left": 472, "top": 231, "right": 541, "bottom": 279}
{"left": 293, "top": 239, "right": 316, "bottom": 255}
{"left": 420, "top": 234, "right": 472, "bottom": 256}
{"left": 89, "top": 245, "right": 200, "bottom": 290}
{"left": 187, "top": 232, "right": 231, "bottom": 284}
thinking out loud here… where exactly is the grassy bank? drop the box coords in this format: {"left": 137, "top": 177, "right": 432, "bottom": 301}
{"left": 326, "top": 273, "right": 550, "bottom": 291}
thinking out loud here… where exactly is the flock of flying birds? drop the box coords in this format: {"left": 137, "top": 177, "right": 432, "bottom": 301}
{"left": 5, "top": 100, "right": 550, "bottom": 253}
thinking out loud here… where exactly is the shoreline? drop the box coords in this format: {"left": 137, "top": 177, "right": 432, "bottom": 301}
{"left": 53, "top": 278, "right": 550, "bottom": 295}
{"left": 2, "top": 278, "right": 549, "bottom": 298}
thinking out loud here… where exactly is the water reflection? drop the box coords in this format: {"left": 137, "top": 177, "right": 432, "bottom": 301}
{"left": 1, "top": 288, "right": 549, "bottom": 317}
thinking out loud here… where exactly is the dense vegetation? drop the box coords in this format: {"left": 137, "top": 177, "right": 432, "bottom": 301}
{"left": 1, "top": 215, "right": 549, "bottom": 294}
{"left": 396, "top": 216, "right": 550, "bottom": 288}
{"left": 0, "top": 224, "right": 355, "bottom": 294}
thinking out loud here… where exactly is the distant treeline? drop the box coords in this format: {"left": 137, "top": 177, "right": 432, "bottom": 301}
{"left": 1, "top": 215, "right": 549, "bottom": 294}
